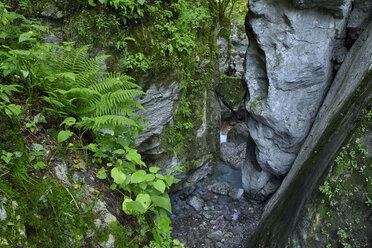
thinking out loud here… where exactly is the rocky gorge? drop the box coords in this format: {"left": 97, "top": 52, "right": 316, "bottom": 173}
{"left": 0, "top": 0, "right": 371, "bottom": 247}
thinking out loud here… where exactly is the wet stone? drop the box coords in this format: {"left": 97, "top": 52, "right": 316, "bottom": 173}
{"left": 207, "top": 181, "right": 232, "bottom": 195}
{"left": 170, "top": 160, "right": 264, "bottom": 248}
{"left": 207, "top": 230, "right": 223, "bottom": 241}
{"left": 188, "top": 196, "right": 204, "bottom": 211}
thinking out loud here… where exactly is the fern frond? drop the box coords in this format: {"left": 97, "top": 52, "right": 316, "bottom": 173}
{"left": 45, "top": 45, "right": 146, "bottom": 132}
{"left": 78, "top": 115, "right": 139, "bottom": 130}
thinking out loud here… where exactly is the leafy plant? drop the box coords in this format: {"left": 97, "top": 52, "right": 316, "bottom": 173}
{"left": 43, "top": 45, "right": 146, "bottom": 133}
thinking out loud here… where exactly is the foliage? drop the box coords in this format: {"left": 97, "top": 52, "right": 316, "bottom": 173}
{"left": 43, "top": 45, "right": 146, "bottom": 132}
{"left": 0, "top": 0, "right": 221, "bottom": 246}
{"left": 318, "top": 106, "right": 372, "bottom": 248}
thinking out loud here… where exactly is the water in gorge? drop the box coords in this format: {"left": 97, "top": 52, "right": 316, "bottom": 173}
{"left": 169, "top": 132, "right": 264, "bottom": 248}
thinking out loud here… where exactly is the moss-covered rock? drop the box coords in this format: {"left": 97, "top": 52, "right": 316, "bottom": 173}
{"left": 216, "top": 73, "right": 246, "bottom": 112}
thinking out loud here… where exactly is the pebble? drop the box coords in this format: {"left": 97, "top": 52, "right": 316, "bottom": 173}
{"left": 188, "top": 196, "right": 204, "bottom": 211}
{"left": 207, "top": 230, "right": 223, "bottom": 241}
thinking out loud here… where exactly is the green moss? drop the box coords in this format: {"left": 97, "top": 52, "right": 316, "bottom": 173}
{"left": 216, "top": 74, "right": 246, "bottom": 111}
{"left": 109, "top": 221, "right": 132, "bottom": 248}
{"left": 0, "top": 113, "right": 28, "bottom": 185}
{"left": 0, "top": 176, "right": 97, "bottom": 248}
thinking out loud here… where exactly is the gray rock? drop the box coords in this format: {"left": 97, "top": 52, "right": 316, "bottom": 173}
{"left": 244, "top": 0, "right": 352, "bottom": 177}
{"left": 227, "top": 122, "right": 249, "bottom": 145}
{"left": 228, "top": 188, "right": 245, "bottom": 201}
{"left": 188, "top": 196, "right": 204, "bottom": 211}
{"left": 53, "top": 158, "right": 70, "bottom": 185}
{"left": 207, "top": 181, "right": 233, "bottom": 195}
{"left": 221, "top": 142, "right": 246, "bottom": 168}
{"left": 207, "top": 230, "right": 224, "bottom": 241}
{"left": 217, "top": 36, "right": 230, "bottom": 74}
{"left": 202, "top": 211, "right": 222, "bottom": 220}
{"left": 241, "top": 162, "right": 280, "bottom": 201}
{"left": 249, "top": 20, "right": 372, "bottom": 248}
{"left": 135, "top": 80, "right": 183, "bottom": 155}
{"left": 41, "top": 3, "right": 64, "bottom": 19}
{"left": 346, "top": 0, "right": 372, "bottom": 45}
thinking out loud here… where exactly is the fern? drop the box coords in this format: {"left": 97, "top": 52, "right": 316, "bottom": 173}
{"left": 44, "top": 45, "right": 145, "bottom": 132}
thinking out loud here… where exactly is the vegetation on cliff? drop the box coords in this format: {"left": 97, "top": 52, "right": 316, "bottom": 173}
{"left": 0, "top": 0, "right": 246, "bottom": 247}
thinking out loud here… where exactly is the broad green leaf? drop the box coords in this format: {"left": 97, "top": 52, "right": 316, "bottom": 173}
{"left": 144, "top": 174, "right": 155, "bottom": 181}
{"left": 114, "top": 149, "right": 125, "bottom": 154}
{"left": 153, "top": 180, "right": 166, "bottom": 193}
{"left": 60, "top": 117, "right": 76, "bottom": 127}
{"left": 88, "top": 0, "right": 96, "bottom": 6}
{"left": 122, "top": 198, "right": 134, "bottom": 215}
{"left": 155, "top": 174, "right": 165, "bottom": 180}
{"left": 85, "top": 143, "right": 99, "bottom": 152}
{"left": 57, "top": 130, "right": 73, "bottom": 143}
{"left": 111, "top": 167, "right": 126, "bottom": 184}
{"left": 138, "top": 0, "right": 145, "bottom": 5}
{"left": 130, "top": 170, "right": 147, "bottom": 183}
{"left": 110, "top": 183, "right": 117, "bottom": 190}
{"left": 135, "top": 193, "right": 151, "bottom": 210}
{"left": 34, "top": 161, "right": 45, "bottom": 169}
{"left": 97, "top": 167, "right": 107, "bottom": 179}
{"left": 125, "top": 200, "right": 146, "bottom": 215}
{"left": 151, "top": 195, "right": 172, "bottom": 213}
{"left": 149, "top": 166, "right": 160, "bottom": 173}
{"left": 125, "top": 148, "right": 145, "bottom": 166}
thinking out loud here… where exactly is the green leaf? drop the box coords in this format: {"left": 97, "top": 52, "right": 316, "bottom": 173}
{"left": 153, "top": 180, "right": 166, "bottom": 193}
{"left": 111, "top": 167, "right": 126, "bottom": 184}
{"left": 122, "top": 198, "right": 134, "bottom": 215}
{"left": 88, "top": 0, "right": 96, "bottom": 6}
{"left": 137, "top": 0, "right": 145, "bottom": 5}
{"left": 31, "top": 143, "right": 44, "bottom": 152}
{"left": 97, "top": 167, "right": 107, "bottom": 179}
{"left": 20, "top": 69, "right": 29, "bottom": 78}
{"left": 34, "top": 113, "right": 46, "bottom": 123}
{"left": 60, "top": 117, "right": 76, "bottom": 127}
{"left": 114, "top": 149, "right": 125, "bottom": 155}
{"left": 34, "top": 161, "right": 45, "bottom": 169}
{"left": 57, "top": 130, "right": 73, "bottom": 143}
{"left": 135, "top": 193, "right": 151, "bottom": 210}
{"left": 110, "top": 183, "right": 117, "bottom": 190}
{"left": 10, "top": 49, "right": 30, "bottom": 56}
{"left": 130, "top": 170, "right": 147, "bottom": 183}
{"left": 19, "top": 32, "right": 36, "bottom": 43}
{"left": 151, "top": 195, "right": 172, "bottom": 213}
{"left": 85, "top": 143, "right": 99, "bottom": 152}
{"left": 125, "top": 148, "right": 145, "bottom": 166}
{"left": 149, "top": 166, "right": 160, "bottom": 173}
{"left": 144, "top": 174, "right": 155, "bottom": 181}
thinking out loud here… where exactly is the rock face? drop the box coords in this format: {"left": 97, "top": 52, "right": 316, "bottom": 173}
{"left": 346, "top": 0, "right": 372, "bottom": 45}
{"left": 247, "top": 19, "right": 372, "bottom": 248}
{"left": 242, "top": 0, "right": 353, "bottom": 199}
{"left": 135, "top": 79, "right": 183, "bottom": 155}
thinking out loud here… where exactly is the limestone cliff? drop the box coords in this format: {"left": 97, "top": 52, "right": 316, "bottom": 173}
{"left": 245, "top": 3, "right": 372, "bottom": 246}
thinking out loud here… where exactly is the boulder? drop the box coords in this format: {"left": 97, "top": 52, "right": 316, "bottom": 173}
{"left": 227, "top": 122, "right": 249, "bottom": 145}
{"left": 221, "top": 142, "right": 246, "bottom": 168}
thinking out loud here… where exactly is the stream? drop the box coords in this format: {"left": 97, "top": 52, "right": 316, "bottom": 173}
{"left": 170, "top": 133, "right": 263, "bottom": 248}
